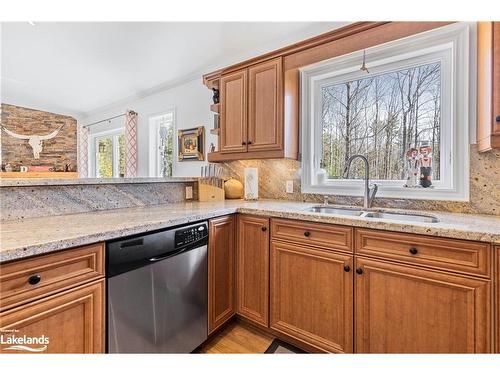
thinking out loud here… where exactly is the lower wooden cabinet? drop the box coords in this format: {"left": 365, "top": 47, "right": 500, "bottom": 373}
{"left": 495, "top": 246, "right": 500, "bottom": 353}
{"left": 355, "top": 257, "right": 491, "bottom": 353}
{"left": 0, "top": 280, "right": 105, "bottom": 354}
{"left": 208, "top": 215, "right": 236, "bottom": 334}
{"left": 236, "top": 215, "right": 270, "bottom": 327}
{"left": 270, "top": 241, "right": 353, "bottom": 353}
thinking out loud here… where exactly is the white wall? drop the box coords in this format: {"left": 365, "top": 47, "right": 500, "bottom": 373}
{"left": 81, "top": 78, "right": 215, "bottom": 177}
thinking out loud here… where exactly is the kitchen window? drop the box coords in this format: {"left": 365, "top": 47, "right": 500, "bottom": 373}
{"left": 90, "top": 129, "right": 125, "bottom": 178}
{"left": 300, "top": 23, "right": 470, "bottom": 201}
{"left": 149, "top": 110, "right": 175, "bottom": 178}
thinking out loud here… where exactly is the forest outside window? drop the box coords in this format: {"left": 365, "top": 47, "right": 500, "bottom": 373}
{"left": 300, "top": 23, "right": 470, "bottom": 201}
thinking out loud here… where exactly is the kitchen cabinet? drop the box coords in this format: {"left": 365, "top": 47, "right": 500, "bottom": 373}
{"left": 236, "top": 215, "right": 269, "bottom": 327}
{"left": 270, "top": 241, "right": 353, "bottom": 353}
{"left": 209, "top": 57, "right": 296, "bottom": 162}
{"left": 0, "top": 243, "right": 105, "bottom": 354}
{"left": 208, "top": 215, "right": 236, "bottom": 334}
{"left": 0, "top": 280, "right": 104, "bottom": 354}
{"left": 477, "top": 21, "right": 500, "bottom": 152}
{"left": 354, "top": 257, "right": 491, "bottom": 353}
{"left": 247, "top": 58, "right": 283, "bottom": 152}
{"left": 220, "top": 70, "right": 247, "bottom": 153}
{"left": 495, "top": 246, "right": 500, "bottom": 353}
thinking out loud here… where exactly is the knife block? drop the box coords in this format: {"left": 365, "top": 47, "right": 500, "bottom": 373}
{"left": 198, "top": 178, "right": 225, "bottom": 202}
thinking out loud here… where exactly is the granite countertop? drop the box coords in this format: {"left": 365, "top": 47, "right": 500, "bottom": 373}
{"left": 1, "top": 200, "right": 499, "bottom": 262}
{"left": 0, "top": 177, "right": 197, "bottom": 187}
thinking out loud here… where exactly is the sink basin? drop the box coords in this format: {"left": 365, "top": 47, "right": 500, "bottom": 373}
{"left": 306, "top": 206, "right": 364, "bottom": 216}
{"left": 362, "top": 211, "right": 439, "bottom": 223}
{"left": 306, "top": 206, "right": 439, "bottom": 223}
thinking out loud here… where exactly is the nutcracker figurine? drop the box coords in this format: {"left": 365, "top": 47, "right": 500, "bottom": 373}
{"left": 404, "top": 148, "right": 420, "bottom": 188}
{"left": 419, "top": 145, "right": 433, "bottom": 188}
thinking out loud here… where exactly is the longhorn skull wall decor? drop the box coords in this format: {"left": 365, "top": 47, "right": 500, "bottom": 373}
{"left": 1, "top": 124, "right": 64, "bottom": 159}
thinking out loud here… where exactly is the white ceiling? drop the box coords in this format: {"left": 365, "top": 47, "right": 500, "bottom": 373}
{"left": 1, "top": 22, "right": 347, "bottom": 118}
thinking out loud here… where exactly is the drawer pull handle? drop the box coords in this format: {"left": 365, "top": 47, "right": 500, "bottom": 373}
{"left": 343, "top": 265, "right": 351, "bottom": 273}
{"left": 28, "top": 274, "right": 41, "bottom": 285}
{"left": 409, "top": 247, "right": 418, "bottom": 255}
{"left": 356, "top": 268, "right": 363, "bottom": 275}
{"left": 261, "top": 226, "right": 267, "bottom": 232}
{"left": 304, "top": 231, "right": 311, "bottom": 237}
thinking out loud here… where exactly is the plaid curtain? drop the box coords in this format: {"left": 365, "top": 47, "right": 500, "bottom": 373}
{"left": 124, "top": 110, "right": 138, "bottom": 177}
{"left": 78, "top": 124, "right": 89, "bottom": 178}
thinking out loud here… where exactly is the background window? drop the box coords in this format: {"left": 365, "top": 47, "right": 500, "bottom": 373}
{"left": 92, "top": 130, "right": 124, "bottom": 178}
{"left": 149, "top": 111, "right": 174, "bottom": 178}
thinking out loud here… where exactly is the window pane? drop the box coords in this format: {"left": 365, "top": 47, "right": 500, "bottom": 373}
{"left": 158, "top": 117, "right": 173, "bottom": 177}
{"left": 118, "top": 134, "right": 125, "bottom": 177}
{"left": 321, "top": 62, "right": 441, "bottom": 181}
{"left": 97, "top": 137, "right": 113, "bottom": 178}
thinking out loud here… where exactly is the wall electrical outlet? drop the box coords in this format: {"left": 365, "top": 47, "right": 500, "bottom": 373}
{"left": 285, "top": 180, "right": 294, "bottom": 194}
{"left": 185, "top": 186, "right": 193, "bottom": 200}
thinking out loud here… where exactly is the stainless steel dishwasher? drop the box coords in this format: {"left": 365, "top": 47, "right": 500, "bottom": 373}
{"left": 106, "top": 221, "right": 208, "bottom": 353}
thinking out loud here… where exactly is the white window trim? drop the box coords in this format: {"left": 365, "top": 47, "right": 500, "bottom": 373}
{"left": 89, "top": 127, "right": 124, "bottom": 178}
{"left": 300, "top": 23, "right": 470, "bottom": 201}
{"left": 148, "top": 108, "right": 176, "bottom": 178}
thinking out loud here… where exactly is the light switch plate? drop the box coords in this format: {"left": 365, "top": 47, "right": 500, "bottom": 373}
{"left": 286, "top": 180, "right": 294, "bottom": 194}
{"left": 185, "top": 186, "right": 193, "bottom": 200}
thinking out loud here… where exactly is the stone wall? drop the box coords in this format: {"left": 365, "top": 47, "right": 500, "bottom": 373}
{"left": 221, "top": 145, "right": 499, "bottom": 216}
{"left": 1, "top": 103, "right": 77, "bottom": 171}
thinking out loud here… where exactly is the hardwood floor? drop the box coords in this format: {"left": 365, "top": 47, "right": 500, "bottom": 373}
{"left": 198, "top": 321, "right": 274, "bottom": 353}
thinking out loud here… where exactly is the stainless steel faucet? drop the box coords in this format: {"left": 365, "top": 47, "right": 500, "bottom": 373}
{"left": 342, "top": 155, "right": 378, "bottom": 209}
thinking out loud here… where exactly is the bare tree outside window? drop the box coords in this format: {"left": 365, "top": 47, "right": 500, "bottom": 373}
{"left": 321, "top": 62, "right": 441, "bottom": 181}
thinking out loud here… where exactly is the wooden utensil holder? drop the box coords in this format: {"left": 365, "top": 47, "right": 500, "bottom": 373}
{"left": 198, "top": 178, "right": 225, "bottom": 202}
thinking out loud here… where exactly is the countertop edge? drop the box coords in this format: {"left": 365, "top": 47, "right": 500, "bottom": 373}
{"left": 1, "top": 203, "right": 499, "bottom": 263}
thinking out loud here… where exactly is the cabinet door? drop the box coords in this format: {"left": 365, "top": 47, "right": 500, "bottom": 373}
{"left": 270, "top": 241, "right": 353, "bottom": 353}
{"left": 236, "top": 215, "right": 269, "bottom": 327}
{"left": 220, "top": 69, "right": 247, "bottom": 153}
{"left": 0, "top": 280, "right": 104, "bottom": 354}
{"left": 208, "top": 215, "right": 236, "bottom": 334}
{"left": 495, "top": 246, "right": 500, "bottom": 353}
{"left": 355, "top": 258, "right": 491, "bottom": 353}
{"left": 248, "top": 57, "right": 283, "bottom": 152}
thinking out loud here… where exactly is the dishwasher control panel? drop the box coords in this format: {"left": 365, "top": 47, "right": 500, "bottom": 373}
{"left": 175, "top": 223, "right": 208, "bottom": 248}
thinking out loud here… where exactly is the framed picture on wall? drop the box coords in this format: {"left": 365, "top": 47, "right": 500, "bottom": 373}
{"left": 178, "top": 126, "right": 205, "bottom": 161}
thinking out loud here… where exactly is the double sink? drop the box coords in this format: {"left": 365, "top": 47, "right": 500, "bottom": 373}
{"left": 306, "top": 206, "right": 439, "bottom": 223}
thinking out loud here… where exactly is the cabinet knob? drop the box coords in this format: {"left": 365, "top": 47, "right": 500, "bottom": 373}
{"left": 28, "top": 274, "right": 41, "bottom": 285}
{"left": 261, "top": 226, "right": 267, "bottom": 232}
{"left": 355, "top": 268, "right": 363, "bottom": 275}
{"left": 304, "top": 231, "right": 311, "bottom": 237}
{"left": 343, "top": 265, "right": 351, "bottom": 272}
{"left": 496, "top": 115, "right": 500, "bottom": 122}
{"left": 241, "top": 141, "right": 247, "bottom": 145}
{"left": 247, "top": 141, "right": 252, "bottom": 145}
{"left": 409, "top": 247, "right": 418, "bottom": 255}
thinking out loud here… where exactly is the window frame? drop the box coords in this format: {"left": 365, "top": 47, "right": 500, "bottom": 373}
{"left": 148, "top": 108, "right": 176, "bottom": 178}
{"left": 300, "top": 23, "right": 470, "bottom": 201}
{"left": 89, "top": 128, "right": 125, "bottom": 178}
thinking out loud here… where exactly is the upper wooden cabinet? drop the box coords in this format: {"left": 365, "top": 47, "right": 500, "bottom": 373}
{"left": 208, "top": 216, "right": 236, "bottom": 334}
{"left": 477, "top": 21, "right": 500, "bottom": 152}
{"left": 355, "top": 257, "right": 491, "bottom": 353}
{"left": 248, "top": 58, "right": 283, "bottom": 152}
{"left": 210, "top": 57, "right": 296, "bottom": 161}
{"left": 236, "top": 215, "right": 270, "bottom": 328}
{"left": 220, "top": 70, "right": 248, "bottom": 153}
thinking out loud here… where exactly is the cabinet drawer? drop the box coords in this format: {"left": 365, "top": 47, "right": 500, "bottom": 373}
{"left": 271, "top": 219, "right": 353, "bottom": 253}
{"left": 0, "top": 243, "right": 104, "bottom": 311}
{"left": 355, "top": 229, "right": 490, "bottom": 277}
